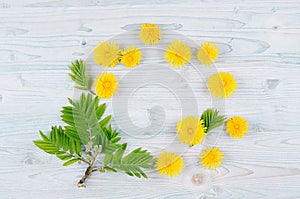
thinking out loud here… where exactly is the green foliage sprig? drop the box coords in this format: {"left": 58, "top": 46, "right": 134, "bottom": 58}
{"left": 201, "top": 108, "right": 226, "bottom": 133}
{"left": 33, "top": 59, "right": 154, "bottom": 188}
{"left": 69, "top": 59, "right": 90, "bottom": 91}
{"left": 34, "top": 126, "right": 83, "bottom": 166}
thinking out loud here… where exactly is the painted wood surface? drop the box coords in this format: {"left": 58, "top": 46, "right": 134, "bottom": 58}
{"left": 0, "top": 1, "right": 300, "bottom": 198}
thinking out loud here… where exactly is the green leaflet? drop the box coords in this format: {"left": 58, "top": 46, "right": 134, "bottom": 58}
{"left": 103, "top": 145, "right": 154, "bottom": 178}
{"left": 61, "top": 93, "right": 111, "bottom": 147}
{"left": 103, "top": 125, "right": 121, "bottom": 144}
{"left": 201, "top": 108, "right": 226, "bottom": 133}
{"left": 69, "top": 59, "right": 89, "bottom": 90}
{"left": 33, "top": 126, "right": 82, "bottom": 166}
{"left": 63, "top": 159, "right": 80, "bottom": 166}
{"left": 94, "top": 124, "right": 121, "bottom": 154}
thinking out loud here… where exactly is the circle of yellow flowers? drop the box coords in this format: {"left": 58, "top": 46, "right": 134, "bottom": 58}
{"left": 92, "top": 23, "right": 249, "bottom": 178}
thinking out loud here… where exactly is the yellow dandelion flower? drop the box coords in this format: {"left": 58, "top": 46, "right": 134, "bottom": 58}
{"left": 197, "top": 41, "right": 219, "bottom": 66}
{"left": 226, "top": 116, "right": 249, "bottom": 139}
{"left": 156, "top": 151, "right": 184, "bottom": 178}
{"left": 200, "top": 147, "right": 224, "bottom": 170}
{"left": 177, "top": 116, "right": 206, "bottom": 146}
{"left": 208, "top": 72, "right": 237, "bottom": 98}
{"left": 139, "top": 23, "right": 161, "bottom": 45}
{"left": 93, "top": 41, "right": 121, "bottom": 67}
{"left": 94, "top": 72, "right": 118, "bottom": 98}
{"left": 165, "top": 40, "right": 192, "bottom": 67}
{"left": 121, "top": 46, "right": 142, "bottom": 68}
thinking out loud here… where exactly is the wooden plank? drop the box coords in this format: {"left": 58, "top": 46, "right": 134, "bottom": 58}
{"left": 0, "top": 1, "right": 300, "bottom": 198}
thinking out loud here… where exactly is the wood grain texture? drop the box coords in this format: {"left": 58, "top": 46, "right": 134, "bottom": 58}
{"left": 0, "top": 1, "right": 300, "bottom": 198}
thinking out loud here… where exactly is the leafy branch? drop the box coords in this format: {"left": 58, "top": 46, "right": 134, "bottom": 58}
{"left": 69, "top": 59, "right": 96, "bottom": 95}
{"left": 69, "top": 60, "right": 89, "bottom": 90}
{"left": 33, "top": 60, "right": 155, "bottom": 188}
{"left": 103, "top": 144, "right": 154, "bottom": 178}
{"left": 61, "top": 93, "right": 111, "bottom": 145}
{"left": 34, "top": 94, "right": 154, "bottom": 187}
{"left": 33, "top": 126, "right": 86, "bottom": 166}
{"left": 201, "top": 108, "right": 226, "bottom": 133}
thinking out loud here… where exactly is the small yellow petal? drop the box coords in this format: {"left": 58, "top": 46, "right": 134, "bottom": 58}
{"left": 197, "top": 41, "right": 219, "bottom": 66}
{"left": 139, "top": 23, "right": 161, "bottom": 45}
{"left": 156, "top": 151, "right": 184, "bottom": 178}
{"left": 94, "top": 72, "right": 118, "bottom": 98}
{"left": 177, "top": 116, "right": 206, "bottom": 146}
{"left": 121, "top": 46, "right": 142, "bottom": 68}
{"left": 165, "top": 40, "right": 192, "bottom": 68}
{"left": 200, "top": 147, "right": 223, "bottom": 170}
{"left": 226, "top": 116, "right": 249, "bottom": 139}
{"left": 208, "top": 72, "right": 237, "bottom": 98}
{"left": 93, "top": 41, "right": 121, "bottom": 67}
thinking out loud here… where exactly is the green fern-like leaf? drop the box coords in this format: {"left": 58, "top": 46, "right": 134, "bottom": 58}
{"left": 69, "top": 59, "right": 89, "bottom": 90}
{"left": 61, "top": 93, "right": 112, "bottom": 149}
{"left": 93, "top": 124, "right": 122, "bottom": 154}
{"left": 103, "top": 125, "right": 121, "bottom": 144}
{"left": 104, "top": 145, "right": 154, "bottom": 178}
{"left": 33, "top": 126, "right": 82, "bottom": 166}
{"left": 201, "top": 108, "right": 226, "bottom": 133}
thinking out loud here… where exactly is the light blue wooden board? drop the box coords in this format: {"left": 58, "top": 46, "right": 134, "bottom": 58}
{"left": 0, "top": 1, "right": 300, "bottom": 198}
